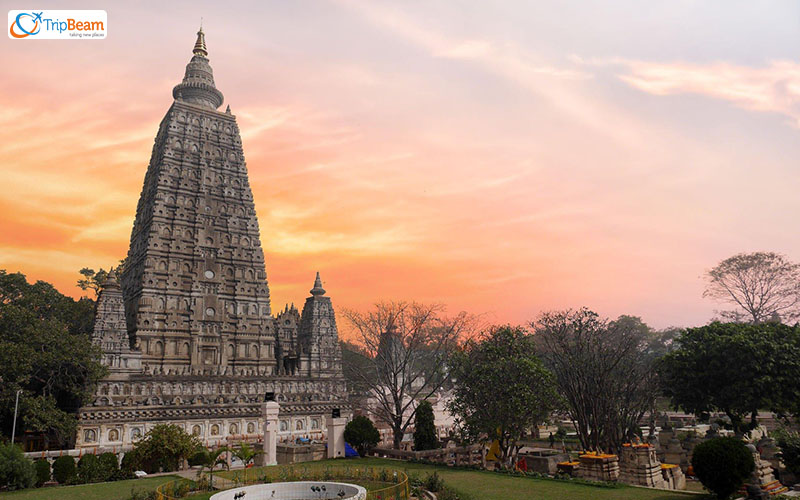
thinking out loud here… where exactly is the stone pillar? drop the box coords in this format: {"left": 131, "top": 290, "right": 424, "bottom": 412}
{"left": 256, "top": 401, "right": 279, "bottom": 466}
{"left": 326, "top": 415, "right": 347, "bottom": 459}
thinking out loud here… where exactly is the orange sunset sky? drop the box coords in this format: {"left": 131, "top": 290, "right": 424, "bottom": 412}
{"left": 2, "top": 1, "right": 800, "bottom": 330}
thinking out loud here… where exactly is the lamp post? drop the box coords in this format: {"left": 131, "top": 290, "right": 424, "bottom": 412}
{"left": 11, "top": 389, "right": 21, "bottom": 445}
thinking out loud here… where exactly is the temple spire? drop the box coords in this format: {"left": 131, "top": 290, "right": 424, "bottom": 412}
{"left": 104, "top": 268, "right": 119, "bottom": 288}
{"left": 173, "top": 27, "right": 224, "bottom": 109}
{"left": 193, "top": 25, "right": 207, "bottom": 57}
{"left": 310, "top": 272, "right": 326, "bottom": 296}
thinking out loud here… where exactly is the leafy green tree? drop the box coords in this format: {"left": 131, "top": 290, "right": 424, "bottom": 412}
{"left": 449, "top": 326, "right": 560, "bottom": 467}
{"left": 0, "top": 271, "right": 106, "bottom": 445}
{"left": 76, "top": 260, "right": 126, "bottom": 298}
{"left": 131, "top": 424, "right": 200, "bottom": 473}
{"left": 34, "top": 459, "right": 50, "bottom": 487}
{"left": 413, "top": 401, "right": 438, "bottom": 451}
{"left": 0, "top": 443, "right": 35, "bottom": 491}
{"left": 344, "top": 416, "right": 381, "bottom": 456}
{"left": 232, "top": 442, "right": 261, "bottom": 468}
{"left": 194, "top": 447, "right": 229, "bottom": 489}
{"left": 659, "top": 322, "right": 800, "bottom": 434}
{"left": 691, "top": 437, "right": 754, "bottom": 499}
{"left": 77, "top": 268, "right": 108, "bottom": 298}
{"left": 52, "top": 456, "right": 76, "bottom": 484}
{"left": 775, "top": 428, "right": 800, "bottom": 476}
{"left": 231, "top": 442, "right": 260, "bottom": 483}
{"left": 533, "top": 310, "right": 657, "bottom": 453}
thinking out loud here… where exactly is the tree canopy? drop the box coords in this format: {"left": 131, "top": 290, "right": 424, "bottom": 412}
{"left": 449, "top": 326, "right": 560, "bottom": 466}
{"left": 533, "top": 309, "right": 659, "bottom": 453}
{"left": 129, "top": 424, "right": 200, "bottom": 473}
{"left": 704, "top": 252, "right": 800, "bottom": 324}
{"left": 413, "top": 400, "right": 438, "bottom": 451}
{"left": 659, "top": 322, "right": 800, "bottom": 433}
{"left": 0, "top": 271, "right": 105, "bottom": 446}
{"left": 344, "top": 415, "right": 381, "bottom": 456}
{"left": 342, "top": 301, "right": 474, "bottom": 448}
{"left": 76, "top": 259, "right": 126, "bottom": 298}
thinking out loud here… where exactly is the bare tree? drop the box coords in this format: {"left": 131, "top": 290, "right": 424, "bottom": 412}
{"left": 342, "top": 301, "right": 474, "bottom": 449}
{"left": 704, "top": 252, "right": 800, "bottom": 324}
{"left": 532, "top": 309, "right": 658, "bottom": 453}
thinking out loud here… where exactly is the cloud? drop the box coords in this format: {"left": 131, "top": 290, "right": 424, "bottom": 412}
{"left": 599, "top": 58, "right": 800, "bottom": 126}
{"left": 435, "top": 39, "right": 590, "bottom": 81}
{"left": 336, "top": 0, "right": 680, "bottom": 149}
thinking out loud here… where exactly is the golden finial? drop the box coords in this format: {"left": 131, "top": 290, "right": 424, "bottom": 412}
{"left": 193, "top": 22, "right": 207, "bottom": 57}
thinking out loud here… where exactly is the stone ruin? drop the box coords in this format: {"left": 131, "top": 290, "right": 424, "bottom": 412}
{"left": 657, "top": 428, "right": 689, "bottom": 471}
{"left": 619, "top": 444, "right": 666, "bottom": 488}
{"left": 576, "top": 452, "right": 620, "bottom": 482}
{"left": 757, "top": 436, "right": 782, "bottom": 470}
{"left": 661, "top": 464, "right": 686, "bottom": 490}
{"left": 618, "top": 443, "right": 686, "bottom": 490}
{"left": 743, "top": 444, "right": 789, "bottom": 498}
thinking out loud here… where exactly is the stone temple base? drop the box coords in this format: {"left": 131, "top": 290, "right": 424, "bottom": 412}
{"left": 661, "top": 464, "right": 686, "bottom": 490}
{"left": 743, "top": 446, "right": 788, "bottom": 497}
{"left": 576, "top": 453, "right": 619, "bottom": 482}
{"left": 619, "top": 444, "right": 667, "bottom": 488}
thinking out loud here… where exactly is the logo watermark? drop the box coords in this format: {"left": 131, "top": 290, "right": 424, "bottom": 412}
{"left": 8, "top": 10, "right": 106, "bottom": 39}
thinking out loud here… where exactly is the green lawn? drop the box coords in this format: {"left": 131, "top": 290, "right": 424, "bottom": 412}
{"left": 0, "top": 475, "right": 180, "bottom": 500}
{"left": 0, "top": 458, "right": 708, "bottom": 500}
{"left": 218, "top": 458, "right": 707, "bottom": 500}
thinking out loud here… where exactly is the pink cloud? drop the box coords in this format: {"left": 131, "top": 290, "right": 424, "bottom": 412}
{"left": 609, "top": 58, "right": 800, "bottom": 125}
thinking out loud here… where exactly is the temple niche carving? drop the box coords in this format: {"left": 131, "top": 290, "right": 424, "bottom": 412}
{"left": 77, "top": 28, "right": 347, "bottom": 448}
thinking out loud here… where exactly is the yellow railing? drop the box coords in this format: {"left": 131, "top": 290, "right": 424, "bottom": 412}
{"left": 157, "top": 465, "right": 409, "bottom": 500}
{"left": 366, "top": 474, "right": 410, "bottom": 500}
{"left": 155, "top": 477, "right": 195, "bottom": 500}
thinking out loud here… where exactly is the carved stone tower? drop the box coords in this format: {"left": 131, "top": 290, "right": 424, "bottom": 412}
{"left": 299, "top": 273, "right": 343, "bottom": 378}
{"left": 76, "top": 29, "right": 348, "bottom": 449}
{"left": 121, "top": 27, "right": 275, "bottom": 376}
{"left": 91, "top": 269, "right": 141, "bottom": 374}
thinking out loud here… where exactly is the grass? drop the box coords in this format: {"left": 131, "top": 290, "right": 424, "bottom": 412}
{"left": 0, "top": 475, "right": 180, "bottom": 500}
{"left": 0, "top": 458, "right": 709, "bottom": 500}
{"left": 217, "top": 458, "right": 707, "bottom": 500}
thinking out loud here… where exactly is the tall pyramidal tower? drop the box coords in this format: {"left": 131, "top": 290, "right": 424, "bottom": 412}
{"left": 121, "top": 28, "right": 274, "bottom": 374}
{"left": 77, "top": 29, "right": 347, "bottom": 448}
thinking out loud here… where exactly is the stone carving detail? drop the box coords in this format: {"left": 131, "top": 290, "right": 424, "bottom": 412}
{"left": 76, "top": 29, "right": 347, "bottom": 448}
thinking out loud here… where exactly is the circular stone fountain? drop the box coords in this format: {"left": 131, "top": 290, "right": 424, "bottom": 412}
{"left": 209, "top": 481, "right": 367, "bottom": 500}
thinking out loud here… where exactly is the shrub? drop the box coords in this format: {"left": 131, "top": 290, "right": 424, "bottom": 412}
{"left": 187, "top": 448, "right": 208, "bottom": 467}
{"left": 120, "top": 449, "right": 140, "bottom": 479}
{"left": 691, "top": 437, "right": 754, "bottom": 499}
{"left": 0, "top": 443, "right": 35, "bottom": 490}
{"left": 775, "top": 429, "right": 800, "bottom": 476}
{"left": 98, "top": 452, "right": 120, "bottom": 481}
{"left": 437, "top": 485, "right": 474, "bottom": 500}
{"left": 34, "top": 459, "right": 50, "bottom": 487}
{"left": 414, "top": 400, "right": 438, "bottom": 451}
{"left": 78, "top": 453, "right": 103, "bottom": 483}
{"left": 128, "top": 487, "right": 158, "bottom": 500}
{"left": 52, "top": 455, "right": 76, "bottom": 484}
{"left": 343, "top": 415, "right": 380, "bottom": 456}
{"left": 424, "top": 471, "right": 443, "bottom": 492}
